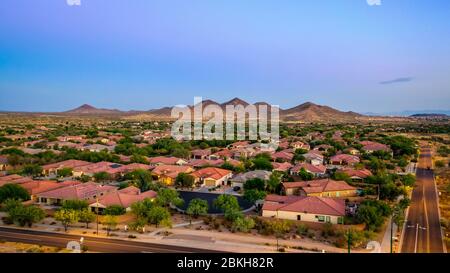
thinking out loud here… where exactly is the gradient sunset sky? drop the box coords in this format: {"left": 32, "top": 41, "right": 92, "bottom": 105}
{"left": 1, "top": 0, "right": 449, "bottom": 113}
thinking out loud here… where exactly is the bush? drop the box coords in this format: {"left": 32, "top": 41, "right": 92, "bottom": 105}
{"left": 296, "top": 224, "right": 309, "bottom": 236}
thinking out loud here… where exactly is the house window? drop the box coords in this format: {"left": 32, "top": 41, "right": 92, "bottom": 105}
{"left": 326, "top": 216, "right": 331, "bottom": 223}
{"left": 316, "top": 215, "right": 325, "bottom": 222}
{"left": 338, "top": 217, "right": 344, "bottom": 224}
{"left": 297, "top": 215, "right": 301, "bottom": 221}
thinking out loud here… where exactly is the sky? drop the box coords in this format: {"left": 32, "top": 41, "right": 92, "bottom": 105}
{"left": 0, "top": 0, "right": 449, "bottom": 113}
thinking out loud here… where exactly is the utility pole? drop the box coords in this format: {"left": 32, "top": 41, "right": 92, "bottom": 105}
{"left": 390, "top": 216, "right": 394, "bottom": 253}
{"left": 96, "top": 194, "right": 99, "bottom": 236}
{"left": 347, "top": 229, "right": 352, "bottom": 254}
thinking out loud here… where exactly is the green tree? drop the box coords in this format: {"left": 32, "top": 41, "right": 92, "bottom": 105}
{"left": 243, "top": 178, "right": 265, "bottom": 191}
{"left": 243, "top": 189, "right": 266, "bottom": 204}
{"left": 214, "top": 194, "right": 240, "bottom": 212}
{"left": 401, "top": 174, "right": 416, "bottom": 187}
{"left": 130, "top": 198, "right": 155, "bottom": 219}
{"left": 175, "top": 173, "right": 195, "bottom": 188}
{"left": 266, "top": 172, "right": 282, "bottom": 193}
{"left": 186, "top": 198, "right": 208, "bottom": 222}
{"left": 224, "top": 208, "right": 243, "bottom": 222}
{"left": 104, "top": 205, "right": 126, "bottom": 216}
{"left": 231, "top": 216, "right": 255, "bottom": 233}
{"left": 78, "top": 208, "right": 96, "bottom": 228}
{"left": 156, "top": 188, "right": 184, "bottom": 207}
{"left": 332, "top": 172, "right": 352, "bottom": 183}
{"left": 251, "top": 157, "right": 273, "bottom": 171}
{"left": 130, "top": 154, "right": 149, "bottom": 164}
{"left": 148, "top": 206, "right": 171, "bottom": 227}
{"left": 298, "top": 168, "right": 314, "bottom": 181}
{"left": 55, "top": 209, "right": 79, "bottom": 232}
{"left": 93, "top": 171, "right": 111, "bottom": 182}
{"left": 57, "top": 167, "right": 73, "bottom": 178}
{"left": 0, "top": 184, "right": 30, "bottom": 203}
{"left": 356, "top": 200, "right": 391, "bottom": 231}
{"left": 62, "top": 200, "right": 88, "bottom": 211}
{"left": 124, "top": 169, "right": 153, "bottom": 192}
{"left": 22, "top": 164, "right": 43, "bottom": 177}
{"left": 103, "top": 215, "right": 118, "bottom": 236}
{"left": 7, "top": 203, "right": 45, "bottom": 227}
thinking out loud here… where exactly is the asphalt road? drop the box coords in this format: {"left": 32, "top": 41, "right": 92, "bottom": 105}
{"left": 0, "top": 227, "right": 222, "bottom": 253}
{"left": 401, "top": 146, "right": 445, "bottom": 253}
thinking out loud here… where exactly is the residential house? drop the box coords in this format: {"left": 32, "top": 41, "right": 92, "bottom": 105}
{"left": 36, "top": 182, "right": 117, "bottom": 206}
{"left": 329, "top": 154, "right": 360, "bottom": 166}
{"left": 271, "top": 150, "right": 294, "bottom": 162}
{"left": 337, "top": 168, "right": 372, "bottom": 181}
{"left": 360, "top": 141, "right": 391, "bottom": 154}
{"left": 114, "top": 163, "right": 151, "bottom": 176}
{"left": 262, "top": 194, "right": 345, "bottom": 224}
{"left": 282, "top": 179, "right": 357, "bottom": 197}
{"left": 303, "top": 151, "right": 324, "bottom": 166}
{"left": 272, "top": 162, "right": 293, "bottom": 173}
{"left": 88, "top": 186, "right": 157, "bottom": 213}
{"left": 151, "top": 165, "right": 194, "bottom": 186}
{"left": 72, "top": 161, "right": 123, "bottom": 177}
{"left": 188, "top": 159, "right": 225, "bottom": 169}
{"left": 82, "top": 144, "right": 115, "bottom": 153}
{"left": 42, "top": 159, "right": 91, "bottom": 176}
{"left": 229, "top": 170, "right": 271, "bottom": 189}
{"left": 191, "top": 167, "right": 233, "bottom": 187}
{"left": 210, "top": 149, "right": 233, "bottom": 160}
{"left": 148, "top": 156, "right": 187, "bottom": 166}
{"left": 191, "top": 149, "right": 212, "bottom": 160}
{"left": 0, "top": 155, "right": 8, "bottom": 171}
{"left": 0, "top": 174, "right": 34, "bottom": 187}
{"left": 20, "top": 180, "right": 81, "bottom": 201}
{"left": 290, "top": 141, "right": 310, "bottom": 151}
{"left": 290, "top": 163, "right": 327, "bottom": 178}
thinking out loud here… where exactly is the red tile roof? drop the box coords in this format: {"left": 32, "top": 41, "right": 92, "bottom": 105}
{"left": 43, "top": 159, "right": 91, "bottom": 171}
{"left": 152, "top": 165, "right": 193, "bottom": 179}
{"left": 282, "top": 179, "right": 356, "bottom": 194}
{"left": 338, "top": 168, "right": 372, "bottom": 179}
{"left": 291, "top": 163, "right": 326, "bottom": 174}
{"left": 90, "top": 186, "right": 157, "bottom": 208}
{"left": 37, "top": 182, "right": 117, "bottom": 201}
{"left": 148, "top": 156, "right": 185, "bottom": 165}
{"left": 263, "top": 194, "right": 345, "bottom": 216}
{"left": 330, "top": 154, "right": 360, "bottom": 165}
{"left": 191, "top": 167, "right": 232, "bottom": 180}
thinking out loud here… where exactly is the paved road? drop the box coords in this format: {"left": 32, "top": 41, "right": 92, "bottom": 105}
{"left": 0, "top": 227, "right": 222, "bottom": 253}
{"left": 401, "top": 146, "right": 445, "bottom": 253}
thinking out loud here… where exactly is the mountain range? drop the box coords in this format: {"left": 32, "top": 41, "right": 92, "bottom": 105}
{"left": 62, "top": 98, "right": 364, "bottom": 122}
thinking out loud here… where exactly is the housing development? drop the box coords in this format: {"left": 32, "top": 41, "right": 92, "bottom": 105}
{"left": 0, "top": 105, "right": 448, "bottom": 253}
{"left": 0, "top": 0, "right": 449, "bottom": 260}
